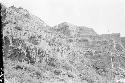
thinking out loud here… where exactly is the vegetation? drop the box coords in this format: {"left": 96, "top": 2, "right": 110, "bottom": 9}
{"left": 2, "top": 4, "right": 125, "bottom": 83}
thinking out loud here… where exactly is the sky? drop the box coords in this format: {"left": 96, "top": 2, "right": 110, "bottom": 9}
{"left": 1, "top": 0, "right": 125, "bottom": 37}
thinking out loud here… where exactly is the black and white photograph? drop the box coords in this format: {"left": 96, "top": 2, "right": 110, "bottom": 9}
{"left": 1, "top": 0, "right": 125, "bottom": 83}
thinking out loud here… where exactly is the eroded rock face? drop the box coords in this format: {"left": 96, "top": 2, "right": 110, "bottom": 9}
{"left": 2, "top": 4, "right": 125, "bottom": 83}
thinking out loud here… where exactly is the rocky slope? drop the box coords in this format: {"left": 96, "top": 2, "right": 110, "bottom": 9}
{"left": 2, "top": 4, "right": 125, "bottom": 83}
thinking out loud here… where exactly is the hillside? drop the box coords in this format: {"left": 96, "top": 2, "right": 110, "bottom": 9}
{"left": 2, "top": 4, "right": 125, "bottom": 83}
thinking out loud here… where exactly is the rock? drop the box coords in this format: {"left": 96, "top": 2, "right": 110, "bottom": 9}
{"left": 76, "top": 26, "right": 97, "bottom": 36}
{"left": 54, "top": 22, "right": 71, "bottom": 36}
{"left": 2, "top": 4, "right": 125, "bottom": 83}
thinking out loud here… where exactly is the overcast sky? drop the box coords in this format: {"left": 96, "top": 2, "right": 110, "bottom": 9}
{"left": 1, "top": 0, "right": 125, "bottom": 36}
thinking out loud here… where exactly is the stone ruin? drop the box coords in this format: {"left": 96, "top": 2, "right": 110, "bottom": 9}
{"left": 1, "top": 3, "right": 125, "bottom": 83}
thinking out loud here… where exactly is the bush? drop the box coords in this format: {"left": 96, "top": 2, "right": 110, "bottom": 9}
{"left": 37, "top": 48, "right": 46, "bottom": 57}
{"left": 115, "top": 43, "right": 124, "bottom": 52}
{"left": 3, "top": 35, "right": 11, "bottom": 46}
{"left": 11, "top": 37, "right": 22, "bottom": 47}
{"left": 92, "top": 60, "right": 106, "bottom": 69}
{"left": 24, "top": 46, "right": 36, "bottom": 64}
{"left": 46, "top": 57, "right": 57, "bottom": 67}
{"left": 9, "top": 48, "right": 24, "bottom": 61}
{"left": 84, "top": 50, "right": 93, "bottom": 59}
{"left": 53, "top": 69, "right": 62, "bottom": 75}
{"left": 3, "top": 36, "right": 11, "bottom": 57}
{"left": 121, "top": 37, "right": 125, "bottom": 48}
{"left": 1, "top": 4, "right": 7, "bottom": 23}
{"left": 28, "top": 35, "right": 41, "bottom": 45}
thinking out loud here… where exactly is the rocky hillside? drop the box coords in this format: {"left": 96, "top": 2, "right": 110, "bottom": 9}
{"left": 2, "top": 4, "right": 125, "bottom": 83}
